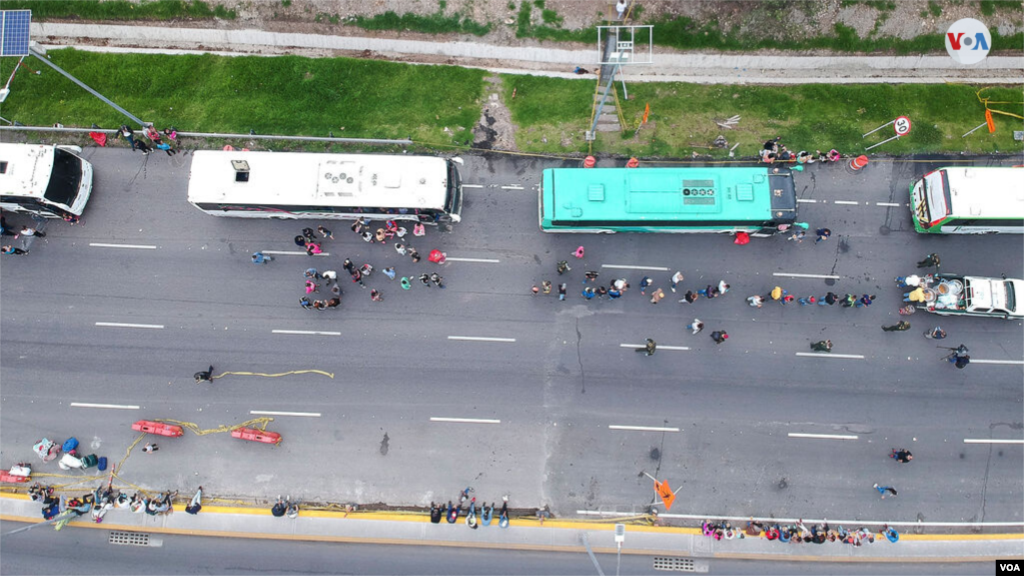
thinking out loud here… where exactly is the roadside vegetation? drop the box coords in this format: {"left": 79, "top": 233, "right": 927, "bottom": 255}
{"left": 0, "top": 0, "right": 235, "bottom": 20}
{"left": 1, "top": 49, "right": 1019, "bottom": 159}
{"left": 0, "top": 50, "right": 484, "bottom": 147}
{"left": 501, "top": 77, "right": 1023, "bottom": 157}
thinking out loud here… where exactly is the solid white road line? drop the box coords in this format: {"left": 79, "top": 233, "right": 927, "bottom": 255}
{"left": 834, "top": 200, "right": 859, "bottom": 205}
{"left": 601, "top": 264, "right": 670, "bottom": 271}
{"left": 970, "top": 359, "right": 1024, "bottom": 365}
{"left": 876, "top": 202, "right": 903, "bottom": 207}
{"left": 795, "top": 352, "right": 865, "bottom": 359}
{"left": 262, "top": 250, "right": 330, "bottom": 256}
{"left": 70, "top": 402, "right": 140, "bottom": 410}
{"left": 95, "top": 322, "right": 164, "bottom": 329}
{"left": 619, "top": 344, "right": 689, "bottom": 351}
{"left": 964, "top": 438, "right": 1024, "bottom": 444}
{"left": 608, "top": 425, "right": 680, "bottom": 432}
{"left": 788, "top": 432, "right": 859, "bottom": 440}
{"left": 447, "top": 336, "right": 516, "bottom": 342}
{"left": 89, "top": 243, "right": 157, "bottom": 250}
{"left": 250, "top": 410, "right": 321, "bottom": 418}
{"left": 462, "top": 184, "right": 484, "bottom": 188}
{"left": 444, "top": 257, "right": 501, "bottom": 263}
{"left": 773, "top": 272, "right": 841, "bottom": 279}
{"left": 430, "top": 417, "right": 501, "bottom": 424}
{"left": 271, "top": 330, "right": 342, "bottom": 336}
{"left": 500, "top": 185, "right": 525, "bottom": 190}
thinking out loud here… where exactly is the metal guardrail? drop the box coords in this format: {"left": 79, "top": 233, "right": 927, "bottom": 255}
{"left": 0, "top": 125, "right": 412, "bottom": 146}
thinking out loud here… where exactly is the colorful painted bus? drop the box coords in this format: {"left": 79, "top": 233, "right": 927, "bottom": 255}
{"left": 911, "top": 166, "right": 1024, "bottom": 234}
{"left": 540, "top": 166, "right": 797, "bottom": 234}
{"left": 187, "top": 150, "right": 463, "bottom": 225}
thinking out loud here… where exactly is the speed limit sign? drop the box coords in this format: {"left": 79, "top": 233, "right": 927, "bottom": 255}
{"left": 894, "top": 116, "right": 912, "bottom": 136}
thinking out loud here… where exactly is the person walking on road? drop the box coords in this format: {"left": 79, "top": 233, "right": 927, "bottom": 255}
{"left": 17, "top": 225, "right": 45, "bottom": 239}
{"left": 798, "top": 296, "right": 817, "bottom": 306}
{"left": 810, "top": 340, "right": 832, "bottom": 352}
{"left": 916, "top": 253, "right": 940, "bottom": 269}
{"left": 687, "top": 319, "right": 704, "bottom": 334}
{"left": 395, "top": 243, "right": 408, "bottom": 256}
{"left": 342, "top": 259, "right": 355, "bottom": 275}
{"left": 636, "top": 338, "right": 656, "bottom": 356}
{"left": 841, "top": 293, "right": 857, "bottom": 308}
{"left": 2, "top": 245, "right": 27, "bottom": 256}
{"left": 143, "top": 443, "right": 159, "bottom": 453}
{"left": 383, "top": 267, "right": 396, "bottom": 280}
{"left": 639, "top": 276, "right": 651, "bottom": 295}
{"left": 890, "top": 449, "right": 913, "bottom": 463}
{"left": 317, "top": 225, "right": 333, "bottom": 240}
{"left": 584, "top": 271, "right": 600, "bottom": 284}
{"left": 680, "top": 290, "right": 698, "bottom": 304}
{"left": 302, "top": 227, "right": 317, "bottom": 242}
{"left": 558, "top": 283, "right": 567, "bottom": 301}
{"left": 251, "top": 252, "right": 272, "bottom": 264}
{"left": 819, "top": 292, "right": 838, "bottom": 306}
{"left": 856, "top": 294, "right": 875, "bottom": 308}
{"left": 541, "top": 280, "right": 552, "bottom": 295}
{"left": 670, "top": 271, "right": 684, "bottom": 292}
{"left": 421, "top": 273, "right": 432, "bottom": 287}
{"left": 299, "top": 297, "right": 312, "bottom": 309}
{"left": 582, "top": 287, "right": 596, "bottom": 300}
{"left": 873, "top": 483, "right": 898, "bottom": 499}
{"left": 710, "top": 330, "right": 729, "bottom": 344}
{"left": 747, "top": 295, "right": 764, "bottom": 308}
{"left": 815, "top": 228, "right": 832, "bottom": 243}
{"left": 556, "top": 260, "right": 571, "bottom": 275}
{"left": 650, "top": 288, "right": 665, "bottom": 304}
{"left": 882, "top": 321, "right": 910, "bottom": 332}
{"left": 924, "top": 326, "right": 946, "bottom": 339}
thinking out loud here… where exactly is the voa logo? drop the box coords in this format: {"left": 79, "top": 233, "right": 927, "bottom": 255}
{"left": 945, "top": 18, "right": 991, "bottom": 65}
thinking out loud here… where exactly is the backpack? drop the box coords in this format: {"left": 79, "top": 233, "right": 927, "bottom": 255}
{"left": 62, "top": 437, "right": 79, "bottom": 453}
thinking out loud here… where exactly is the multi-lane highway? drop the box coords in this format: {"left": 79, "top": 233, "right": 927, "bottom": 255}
{"left": 1, "top": 149, "right": 1021, "bottom": 526}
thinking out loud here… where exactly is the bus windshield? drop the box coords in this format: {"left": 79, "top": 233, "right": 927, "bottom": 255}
{"left": 922, "top": 170, "right": 948, "bottom": 225}
{"left": 44, "top": 148, "right": 84, "bottom": 209}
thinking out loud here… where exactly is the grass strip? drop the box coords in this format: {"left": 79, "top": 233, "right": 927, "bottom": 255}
{"left": 0, "top": 50, "right": 485, "bottom": 148}
{"left": 502, "top": 76, "right": 1024, "bottom": 157}
{"left": 0, "top": 0, "right": 235, "bottom": 20}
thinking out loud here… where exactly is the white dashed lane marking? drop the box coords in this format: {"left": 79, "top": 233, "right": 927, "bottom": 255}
{"left": 788, "top": 433, "right": 859, "bottom": 440}
{"left": 430, "top": 417, "right": 501, "bottom": 424}
{"left": 70, "top": 403, "right": 140, "bottom": 410}
{"left": 448, "top": 336, "right": 516, "bottom": 343}
{"left": 95, "top": 322, "right": 164, "bottom": 329}
{"left": 609, "top": 425, "right": 680, "bottom": 432}
{"left": 89, "top": 243, "right": 157, "bottom": 250}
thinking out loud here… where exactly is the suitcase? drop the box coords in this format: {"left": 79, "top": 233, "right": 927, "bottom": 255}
{"left": 80, "top": 454, "right": 98, "bottom": 469}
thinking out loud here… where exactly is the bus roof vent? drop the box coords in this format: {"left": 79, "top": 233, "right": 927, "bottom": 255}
{"left": 231, "top": 160, "right": 250, "bottom": 183}
{"left": 588, "top": 184, "right": 605, "bottom": 202}
{"left": 736, "top": 183, "right": 754, "bottom": 201}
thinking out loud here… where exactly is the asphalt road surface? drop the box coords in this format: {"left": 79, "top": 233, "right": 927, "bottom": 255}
{"left": 0, "top": 520, "right": 994, "bottom": 576}
{"left": 1, "top": 149, "right": 1021, "bottom": 527}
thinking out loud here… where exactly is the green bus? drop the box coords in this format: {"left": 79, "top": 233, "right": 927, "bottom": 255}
{"left": 910, "top": 166, "right": 1024, "bottom": 234}
{"left": 540, "top": 166, "right": 798, "bottom": 234}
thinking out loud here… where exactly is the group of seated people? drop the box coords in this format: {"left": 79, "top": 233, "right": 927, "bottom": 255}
{"left": 702, "top": 519, "right": 899, "bottom": 545}
{"left": 761, "top": 137, "right": 841, "bottom": 164}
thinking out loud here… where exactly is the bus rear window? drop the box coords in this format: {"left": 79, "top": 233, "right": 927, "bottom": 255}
{"left": 43, "top": 148, "right": 83, "bottom": 208}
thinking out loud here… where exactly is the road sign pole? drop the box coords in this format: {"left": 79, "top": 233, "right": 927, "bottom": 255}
{"left": 863, "top": 121, "right": 894, "bottom": 138}
{"left": 865, "top": 134, "right": 901, "bottom": 151}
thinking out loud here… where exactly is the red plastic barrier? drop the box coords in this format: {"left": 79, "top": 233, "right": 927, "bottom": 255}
{"left": 231, "top": 427, "right": 282, "bottom": 445}
{"left": 583, "top": 156, "right": 596, "bottom": 168}
{"left": 849, "top": 155, "right": 869, "bottom": 171}
{"left": 626, "top": 157, "right": 639, "bottom": 168}
{"left": 131, "top": 420, "right": 184, "bottom": 437}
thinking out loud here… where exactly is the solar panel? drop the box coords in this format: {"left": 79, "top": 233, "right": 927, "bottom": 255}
{"left": 0, "top": 10, "right": 32, "bottom": 57}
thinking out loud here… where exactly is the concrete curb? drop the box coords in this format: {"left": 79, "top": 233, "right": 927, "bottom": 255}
{"left": 3, "top": 494, "right": 1022, "bottom": 561}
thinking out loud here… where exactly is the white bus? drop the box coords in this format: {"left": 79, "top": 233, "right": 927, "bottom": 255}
{"left": 186, "top": 150, "right": 463, "bottom": 225}
{"left": 910, "top": 166, "right": 1024, "bottom": 234}
{"left": 0, "top": 143, "right": 94, "bottom": 218}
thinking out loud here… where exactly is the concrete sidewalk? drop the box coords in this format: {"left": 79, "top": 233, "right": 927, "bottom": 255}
{"left": 32, "top": 23, "right": 1024, "bottom": 84}
{"left": 2, "top": 494, "right": 1021, "bottom": 562}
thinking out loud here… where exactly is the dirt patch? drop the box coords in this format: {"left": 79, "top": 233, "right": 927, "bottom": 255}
{"left": 65, "top": 0, "right": 1022, "bottom": 51}
{"left": 472, "top": 75, "right": 518, "bottom": 152}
